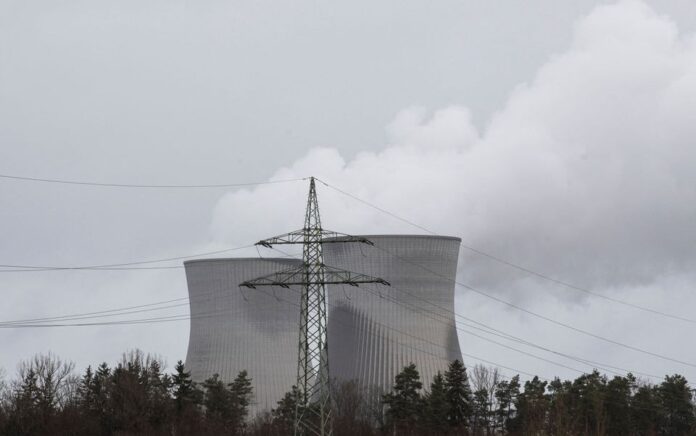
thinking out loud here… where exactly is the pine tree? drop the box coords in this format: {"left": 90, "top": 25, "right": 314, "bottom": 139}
{"left": 78, "top": 366, "right": 95, "bottom": 411}
{"left": 76, "top": 365, "right": 102, "bottom": 434}
{"left": 11, "top": 368, "right": 41, "bottom": 435}
{"left": 472, "top": 388, "right": 490, "bottom": 435}
{"left": 659, "top": 374, "right": 695, "bottom": 435}
{"left": 93, "top": 362, "right": 113, "bottom": 433}
{"left": 632, "top": 384, "right": 661, "bottom": 435}
{"left": 272, "top": 385, "right": 300, "bottom": 434}
{"left": 494, "top": 375, "right": 520, "bottom": 434}
{"left": 171, "top": 361, "right": 202, "bottom": 435}
{"left": 423, "top": 372, "right": 449, "bottom": 434}
{"left": 229, "top": 370, "right": 254, "bottom": 432}
{"left": 509, "top": 376, "right": 547, "bottom": 435}
{"left": 605, "top": 373, "right": 635, "bottom": 435}
{"left": 444, "top": 359, "right": 472, "bottom": 430}
{"left": 570, "top": 370, "right": 607, "bottom": 435}
{"left": 546, "top": 377, "right": 573, "bottom": 435}
{"left": 383, "top": 362, "right": 424, "bottom": 434}
{"left": 172, "top": 361, "right": 199, "bottom": 413}
{"left": 145, "top": 359, "right": 171, "bottom": 431}
{"left": 203, "top": 373, "right": 233, "bottom": 432}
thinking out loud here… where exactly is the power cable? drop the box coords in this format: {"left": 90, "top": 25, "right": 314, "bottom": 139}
{"left": 0, "top": 173, "right": 306, "bottom": 189}
{"left": 372, "top": 244, "right": 696, "bottom": 369}
{"left": 316, "top": 178, "right": 696, "bottom": 325}
{"left": 358, "top": 283, "right": 654, "bottom": 379}
{"left": 269, "top": 246, "right": 659, "bottom": 380}
{"left": 3, "top": 291, "right": 668, "bottom": 415}
{"left": 0, "top": 244, "right": 255, "bottom": 272}
{"left": 0, "top": 266, "right": 185, "bottom": 273}
{"left": 0, "top": 272, "right": 673, "bottom": 414}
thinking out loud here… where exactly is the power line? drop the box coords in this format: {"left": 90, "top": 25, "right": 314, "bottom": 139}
{"left": 0, "top": 263, "right": 653, "bottom": 380}
{"left": 1, "top": 176, "right": 687, "bottom": 373}
{"left": 0, "top": 244, "right": 256, "bottom": 272}
{"left": 269, "top": 247, "right": 659, "bottom": 380}
{"left": 1, "top": 261, "right": 673, "bottom": 415}
{"left": 0, "top": 280, "right": 534, "bottom": 378}
{"left": 372, "top": 244, "right": 696, "bottom": 369}
{"left": 261, "top": 283, "right": 539, "bottom": 379}
{"left": 3, "top": 287, "right": 669, "bottom": 415}
{"left": 358, "top": 283, "right": 659, "bottom": 380}
{"left": 0, "top": 266, "right": 185, "bottom": 273}
{"left": 356, "top": 284, "right": 586, "bottom": 375}
{"left": 0, "top": 246, "right": 302, "bottom": 273}
{"left": 1, "top": 231, "right": 666, "bottom": 378}
{"left": 316, "top": 178, "right": 696, "bottom": 325}
{"left": 0, "top": 301, "right": 188, "bottom": 325}
{"left": 274, "top": 283, "right": 683, "bottom": 417}
{"left": 0, "top": 173, "right": 306, "bottom": 189}
{"left": 0, "top": 282, "right": 287, "bottom": 326}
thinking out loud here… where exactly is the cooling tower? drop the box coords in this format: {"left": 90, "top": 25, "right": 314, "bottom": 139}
{"left": 184, "top": 258, "right": 302, "bottom": 415}
{"left": 323, "top": 235, "right": 462, "bottom": 396}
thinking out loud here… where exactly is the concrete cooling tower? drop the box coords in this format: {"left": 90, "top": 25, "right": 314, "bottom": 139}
{"left": 184, "top": 258, "right": 302, "bottom": 414}
{"left": 324, "top": 235, "right": 463, "bottom": 396}
{"left": 184, "top": 235, "right": 462, "bottom": 415}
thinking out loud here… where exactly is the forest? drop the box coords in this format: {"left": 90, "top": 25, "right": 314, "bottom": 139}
{"left": 0, "top": 350, "right": 693, "bottom": 435}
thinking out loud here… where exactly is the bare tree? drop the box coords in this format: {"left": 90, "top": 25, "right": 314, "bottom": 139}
{"left": 331, "top": 379, "right": 378, "bottom": 435}
{"left": 119, "top": 348, "right": 167, "bottom": 373}
{"left": 17, "top": 352, "right": 77, "bottom": 410}
{"left": 471, "top": 365, "right": 501, "bottom": 436}
{"left": 0, "top": 367, "right": 7, "bottom": 400}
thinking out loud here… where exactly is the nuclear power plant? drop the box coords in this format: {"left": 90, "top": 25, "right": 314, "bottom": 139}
{"left": 184, "top": 234, "right": 462, "bottom": 416}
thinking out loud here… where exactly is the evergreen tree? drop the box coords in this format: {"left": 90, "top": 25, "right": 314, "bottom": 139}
{"left": 423, "top": 372, "right": 449, "bottom": 434}
{"left": 172, "top": 360, "right": 201, "bottom": 413}
{"left": 76, "top": 365, "right": 102, "bottom": 434}
{"left": 170, "top": 361, "right": 202, "bottom": 435}
{"left": 93, "top": 362, "right": 113, "bottom": 433}
{"left": 547, "top": 377, "right": 574, "bottom": 436}
{"left": 508, "top": 376, "right": 548, "bottom": 435}
{"left": 494, "top": 375, "right": 519, "bottom": 434}
{"left": 659, "top": 374, "right": 695, "bottom": 435}
{"left": 605, "top": 373, "right": 635, "bottom": 435}
{"left": 229, "top": 370, "right": 254, "bottom": 432}
{"left": 203, "top": 373, "right": 234, "bottom": 432}
{"left": 472, "top": 388, "right": 490, "bottom": 435}
{"left": 383, "top": 363, "right": 424, "bottom": 434}
{"left": 145, "top": 359, "right": 172, "bottom": 431}
{"left": 444, "top": 359, "right": 472, "bottom": 430}
{"left": 272, "top": 385, "right": 300, "bottom": 434}
{"left": 569, "top": 370, "right": 607, "bottom": 435}
{"left": 10, "top": 368, "right": 41, "bottom": 436}
{"left": 110, "top": 362, "right": 147, "bottom": 433}
{"left": 632, "top": 384, "right": 661, "bottom": 436}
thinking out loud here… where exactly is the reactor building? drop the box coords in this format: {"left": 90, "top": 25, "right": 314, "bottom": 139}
{"left": 184, "top": 235, "right": 462, "bottom": 416}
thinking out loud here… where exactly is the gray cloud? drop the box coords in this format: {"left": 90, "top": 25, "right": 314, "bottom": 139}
{"left": 211, "top": 0, "right": 696, "bottom": 380}
{"left": 215, "top": 1, "right": 696, "bottom": 293}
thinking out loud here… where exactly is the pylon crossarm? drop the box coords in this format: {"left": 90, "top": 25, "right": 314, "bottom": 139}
{"left": 256, "top": 229, "right": 374, "bottom": 247}
{"left": 239, "top": 264, "right": 390, "bottom": 288}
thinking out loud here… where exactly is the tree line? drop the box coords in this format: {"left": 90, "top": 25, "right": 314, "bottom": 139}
{"left": 0, "top": 350, "right": 694, "bottom": 435}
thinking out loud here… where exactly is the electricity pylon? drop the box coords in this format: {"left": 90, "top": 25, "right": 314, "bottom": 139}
{"left": 240, "top": 177, "right": 389, "bottom": 436}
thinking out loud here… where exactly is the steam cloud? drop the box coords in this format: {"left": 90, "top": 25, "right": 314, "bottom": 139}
{"left": 212, "top": 0, "right": 696, "bottom": 300}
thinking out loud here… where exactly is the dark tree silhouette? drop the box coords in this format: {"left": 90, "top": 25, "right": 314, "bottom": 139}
{"left": 383, "top": 362, "right": 424, "bottom": 434}
{"left": 444, "top": 359, "right": 473, "bottom": 430}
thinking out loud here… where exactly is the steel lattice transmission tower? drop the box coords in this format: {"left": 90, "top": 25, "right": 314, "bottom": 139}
{"left": 240, "top": 177, "right": 389, "bottom": 436}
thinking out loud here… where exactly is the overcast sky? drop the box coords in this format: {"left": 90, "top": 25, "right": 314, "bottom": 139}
{"left": 2, "top": 0, "right": 696, "bottom": 386}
